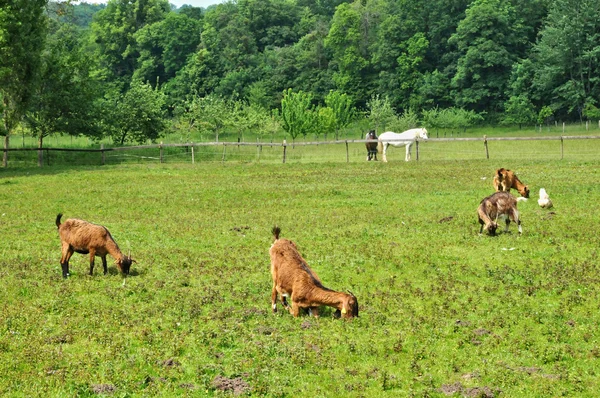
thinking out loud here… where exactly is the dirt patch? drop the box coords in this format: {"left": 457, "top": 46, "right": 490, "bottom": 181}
{"left": 301, "top": 320, "right": 312, "bottom": 329}
{"left": 440, "top": 382, "right": 463, "bottom": 395}
{"left": 91, "top": 384, "right": 116, "bottom": 395}
{"left": 472, "top": 328, "right": 490, "bottom": 336}
{"left": 212, "top": 375, "right": 250, "bottom": 395}
{"left": 439, "top": 216, "right": 454, "bottom": 223}
{"left": 159, "top": 358, "right": 181, "bottom": 368}
{"left": 439, "top": 382, "right": 500, "bottom": 397}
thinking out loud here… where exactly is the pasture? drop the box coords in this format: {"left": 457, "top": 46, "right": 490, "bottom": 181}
{"left": 1, "top": 152, "right": 600, "bottom": 396}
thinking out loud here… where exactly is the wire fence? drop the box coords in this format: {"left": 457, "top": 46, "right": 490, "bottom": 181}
{"left": 2, "top": 135, "right": 600, "bottom": 168}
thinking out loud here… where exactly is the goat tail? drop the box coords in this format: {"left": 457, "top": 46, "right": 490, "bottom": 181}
{"left": 272, "top": 225, "right": 281, "bottom": 240}
{"left": 56, "top": 213, "right": 63, "bottom": 229}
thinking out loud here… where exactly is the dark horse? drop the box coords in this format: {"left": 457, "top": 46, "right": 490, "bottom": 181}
{"left": 365, "top": 130, "right": 378, "bottom": 161}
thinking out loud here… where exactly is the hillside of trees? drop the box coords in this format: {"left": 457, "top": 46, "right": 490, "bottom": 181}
{"left": 1, "top": 0, "right": 599, "bottom": 150}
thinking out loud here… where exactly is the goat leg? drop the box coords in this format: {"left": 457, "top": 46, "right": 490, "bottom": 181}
{"left": 88, "top": 250, "right": 96, "bottom": 275}
{"left": 61, "top": 262, "right": 70, "bottom": 278}
{"left": 102, "top": 256, "right": 108, "bottom": 275}
{"left": 271, "top": 285, "right": 278, "bottom": 313}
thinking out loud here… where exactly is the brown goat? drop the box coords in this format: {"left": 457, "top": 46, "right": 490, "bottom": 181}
{"left": 56, "top": 214, "right": 135, "bottom": 278}
{"left": 493, "top": 168, "right": 530, "bottom": 198}
{"left": 269, "top": 226, "right": 358, "bottom": 319}
{"left": 477, "top": 192, "right": 525, "bottom": 236}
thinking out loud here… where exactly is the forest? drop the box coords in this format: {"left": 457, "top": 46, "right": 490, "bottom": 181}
{"left": 1, "top": 0, "right": 600, "bottom": 149}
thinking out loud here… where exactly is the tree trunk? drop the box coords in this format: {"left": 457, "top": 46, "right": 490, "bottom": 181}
{"left": 37, "top": 134, "right": 44, "bottom": 167}
{"left": 3, "top": 135, "right": 7, "bottom": 168}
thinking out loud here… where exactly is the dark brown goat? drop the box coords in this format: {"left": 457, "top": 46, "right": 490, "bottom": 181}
{"left": 477, "top": 192, "right": 525, "bottom": 235}
{"left": 269, "top": 226, "right": 358, "bottom": 319}
{"left": 56, "top": 214, "right": 135, "bottom": 278}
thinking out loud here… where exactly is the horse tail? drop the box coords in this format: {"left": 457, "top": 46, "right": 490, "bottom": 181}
{"left": 377, "top": 141, "right": 383, "bottom": 154}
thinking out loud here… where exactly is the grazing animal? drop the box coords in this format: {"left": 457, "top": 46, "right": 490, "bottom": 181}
{"left": 377, "top": 128, "right": 428, "bottom": 162}
{"left": 477, "top": 192, "right": 526, "bottom": 236}
{"left": 365, "top": 130, "right": 378, "bottom": 161}
{"left": 493, "top": 168, "right": 530, "bottom": 198}
{"left": 269, "top": 226, "right": 358, "bottom": 319}
{"left": 538, "top": 188, "right": 553, "bottom": 209}
{"left": 56, "top": 214, "right": 135, "bottom": 278}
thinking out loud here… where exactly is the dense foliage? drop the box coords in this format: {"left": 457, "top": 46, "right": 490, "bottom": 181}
{"left": 1, "top": 0, "right": 600, "bottom": 146}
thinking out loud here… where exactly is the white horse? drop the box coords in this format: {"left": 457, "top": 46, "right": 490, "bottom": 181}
{"left": 377, "top": 128, "right": 428, "bottom": 162}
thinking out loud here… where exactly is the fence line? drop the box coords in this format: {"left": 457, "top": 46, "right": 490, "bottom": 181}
{"left": 3, "top": 135, "right": 600, "bottom": 167}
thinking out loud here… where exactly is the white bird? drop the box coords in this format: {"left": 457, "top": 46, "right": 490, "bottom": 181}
{"left": 538, "top": 188, "right": 553, "bottom": 208}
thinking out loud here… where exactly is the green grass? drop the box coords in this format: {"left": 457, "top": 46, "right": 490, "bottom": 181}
{"left": 1, "top": 151, "right": 600, "bottom": 396}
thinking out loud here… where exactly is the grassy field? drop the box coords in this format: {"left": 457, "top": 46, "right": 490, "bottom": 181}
{"left": 1, "top": 151, "right": 600, "bottom": 396}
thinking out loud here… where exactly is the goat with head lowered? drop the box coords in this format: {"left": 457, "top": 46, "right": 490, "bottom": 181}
{"left": 56, "top": 213, "right": 135, "bottom": 278}
{"left": 269, "top": 226, "right": 358, "bottom": 319}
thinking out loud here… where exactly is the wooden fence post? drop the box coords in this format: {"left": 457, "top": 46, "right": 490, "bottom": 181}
{"left": 159, "top": 141, "right": 164, "bottom": 163}
{"left": 101, "top": 144, "right": 105, "bottom": 165}
{"left": 415, "top": 139, "right": 419, "bottom": 161}
{"left": 282, "top": 139, "right": 287, "bottom": 163}
{"left": 345, "top": 140, "right": 349, "bottom": 163}
{"left": 256, "top": 137, "right": 261, "bottom": 163}
{"left": 560, "top": 136, "right": 564, "bottom": 160}
{"left": 484, "top": 135, "right": 489, "bottom": 159}
{"left": 221, "top": 143, "right": 226, "bottom": 163}
{"left": 191, "top": 143, "right": 195, "bottom": 164}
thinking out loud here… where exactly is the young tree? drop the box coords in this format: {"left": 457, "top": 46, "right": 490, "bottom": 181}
{"left": 367, "top": 95, "right": 396, "bottom": 134}
{"left": 0, "top": 0, "right": 47, "bottom": 166}
{"left": 324, "top": 90, "right": 355, "bottom": 140}
{"left": 502, "top": 95, "right": 536, "bottom": 128}
{"left": 280, "top": 88, "right": 316, "bottom": 142}
{"left": 180, "top": 95, "right": 229, "bottom": 142}
{"left": 103, "top": 80, "right": 167, "bottom": 145}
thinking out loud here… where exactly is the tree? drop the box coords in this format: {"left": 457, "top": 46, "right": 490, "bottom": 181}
{"left": 367, "top": 95, "right": 396, "bottom": 134}
{"left": 0, "top": 0, "right": 47, "bottom": 166}
{"left": 90, "top": 0, "right": 170, "bottom": 86}
{"left": 26, "top": 22, "right": 101, "bottom": 166}
{"left": 179, "top": 95, "right": 229, "bottom": 142}
{"left": 501, "top": 95, "right": 536, "bottom": 128}
{"left": 325, "top": 1, "right": 378, "bottom": 107}
{"left": 530, "top": 0, "right": 600, "bottom": 121}
{"left": 280, "top": 88, "right": 316, "bottom": 142}
{"left": 133, "top": 12, "right": 202, "bottom": 88}
{"left": 103, "top": 80, "right": 167, "bottom": 145}
{"left": 449, "top": 0, "right": 528, "bottom": 116}
{"left": 324, "top": 90, "right": 355, "bottom": 140}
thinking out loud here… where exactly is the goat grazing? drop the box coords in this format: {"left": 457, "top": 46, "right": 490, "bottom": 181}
{"left": 492, "top": 168, "right": 530, "bottom": 198}
{"left": 269, "top": 226, "right": 358, "bottom": 319}
{"left": 538, "top": 188, "right": 553, "bottom": 209}
{"left": 477, "top": 192, "right": 526, "bottom": 236}
{"left": 56, "top": 213, "right": 135, "bottom": 278}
